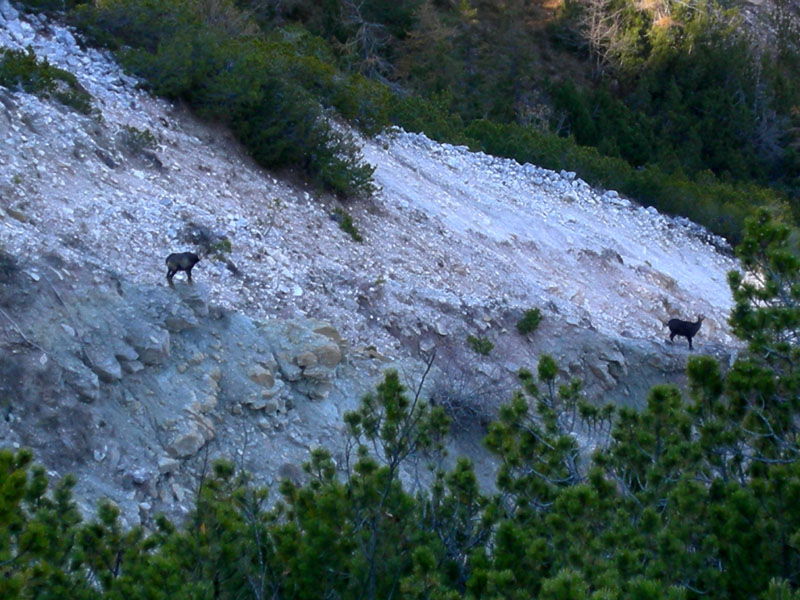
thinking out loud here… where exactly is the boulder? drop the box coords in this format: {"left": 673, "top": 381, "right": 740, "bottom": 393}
{"left": 312, "top": 323, "right": 343, "bottom": 344}
{"left": 188, "top": 389, "right": 217, "bottom": 415}
{"left": 166, "top": 415, "right": 215, "bottom": 458}
{"left": 125, "top": 324, "right": 170, "bottom": 365}
{"left": 120, "top": 359, "right": 144, "bottom": 374}
{"left": 84, "top": 346, "right": 123, "bottom": 383}
{"left": 249, "top": 364, "right": 275, "bottom": 387}
{"left": 164, "top": 311, "right": 199, "bottom": 332}
{"left": 158, "top": 456, "right": 181, "bottom": 475}
{"left": 176, "top": 286, "right": 209, "bottom": 317}
{"left": 312, "top": 342, "right": 342, "bottom": 368}
{"left": 64, "top": 365, "right": 100, "bottom": 402}
{"left": 296, "top": 351, "right": 318, "bottom": 368}
{"left": 275, "top": 352, "right": 302, "bottom": 381}
{"left": 113, "top": 342, "right": 139, "bottom": 363}
{"left": 245, "top": 392, "right": 285, "bottom": 413}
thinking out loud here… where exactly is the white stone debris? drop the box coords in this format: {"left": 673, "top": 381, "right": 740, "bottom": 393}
{"left": 0, "top": 0, "right": 739, "bottom": 358}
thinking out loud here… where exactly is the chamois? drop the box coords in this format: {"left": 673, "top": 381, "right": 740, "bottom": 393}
{"left": 166, "top": 252, "right": 200, "bottom": 287}
{"left": 666, "top": 316, "right": 704, "bottom": 350}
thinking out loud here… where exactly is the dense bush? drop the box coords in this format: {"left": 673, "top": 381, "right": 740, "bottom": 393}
{"left": 467, "top": 334, "right": 494, "bottom": 356}
{"left": 0, "top": 47, "right": 93, "bottom": 114}
{"left": 391, "top": 90, "right": 471, "bottom": 146}
{"left": 517, "top": 308, "right": 543, "bottom": 336}
{"left": 331, "top": 72, "right": 392, "bottom": 135}
{"left": 71, "top": 0, "right": 375, "bottom": 197}
{"left": 333, "top": 207, "right": 363, "bottom": 242}
{"left": 14, "top": 0, "right": 88, "bottom": 12}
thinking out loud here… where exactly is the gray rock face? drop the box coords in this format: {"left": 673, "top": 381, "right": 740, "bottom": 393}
{"left": 124, "top": 323, "right": 170, "bottom": 365}
{"left": 65, "top": 364, "right": 101, "bottom": 402}
{"left": 256, "top": 318, "right": 344, "bottom": 401}
{"left": 0, "top": 254, "right": 364, "bottom": 523}
{"left": 166, "top": 415, "right": 215, "bottom": 459}
{"left": 84, "top": 345, "right": 123, "bottom": 383}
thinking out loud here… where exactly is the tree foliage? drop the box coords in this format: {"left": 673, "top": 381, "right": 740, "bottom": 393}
{"left": 70, "top": 0, "right": 377, "bottom": 198}
{"left": 0, "top": 47, "right": 93, "bottom": 114}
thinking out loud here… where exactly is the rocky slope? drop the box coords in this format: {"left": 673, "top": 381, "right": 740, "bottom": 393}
{"left": 0, "top": 1, "right": 742, "bottom": 524}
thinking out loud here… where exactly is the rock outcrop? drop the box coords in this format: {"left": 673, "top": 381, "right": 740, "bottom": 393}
{"left": 0, "top": 253, "right": 354, "bottom": 523}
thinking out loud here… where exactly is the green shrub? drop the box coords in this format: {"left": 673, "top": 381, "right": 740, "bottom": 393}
{"left": 15, "top": 0, "right": 88, "bottom": 12}
{"left": 517, "top": 308, "right": 543, "bottom": 336}
{"left": 467, "top": 334, "right": 494, "bottom": 356}
{"left": 333, "top": 207, "right": 363, "bottom": 242}
{"left": 71, "top": 0, "right": 200, "bottom": 52}
{"left": 332, "top": 73, "right": 391, "bottom": 135}
{"left": 391, "top": 90, "right": 470, "bottom": 145}
{"left": 72, "top": 0, "right": 376, "bottom": 197}
{"left": 209, "top": 237, "right": 233, "bottom": 258}
{"left": 119, "top": 125, "right": 157, "bottom": 153}
{"left": 1, "top": 47, "right": 57, "bottom": 94}
{"left": 0, "top": 47, "right": 93, "bottom": 114}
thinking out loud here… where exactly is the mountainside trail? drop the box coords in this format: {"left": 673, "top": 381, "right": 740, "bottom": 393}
{"left": 0, "top": 1, "right": 743, "bottom": 523}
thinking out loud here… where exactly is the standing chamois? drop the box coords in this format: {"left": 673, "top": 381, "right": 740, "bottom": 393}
{"left": 665, "top": 316, "right": 704, "bottom": 350}
{"left": 166, "top": 252, "right": 200, "bottom": 287}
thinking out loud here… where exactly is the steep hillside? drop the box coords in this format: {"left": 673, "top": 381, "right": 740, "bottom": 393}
{"left": 0, "top": 1, "right": 742, "bottom": 523}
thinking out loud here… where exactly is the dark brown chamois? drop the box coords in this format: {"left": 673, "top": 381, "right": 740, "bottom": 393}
{"left": 166, "top": 252, "right": 200, "bottom": 286}
{"left": 666, "top": 315, "right": 704, "bottom": 350}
